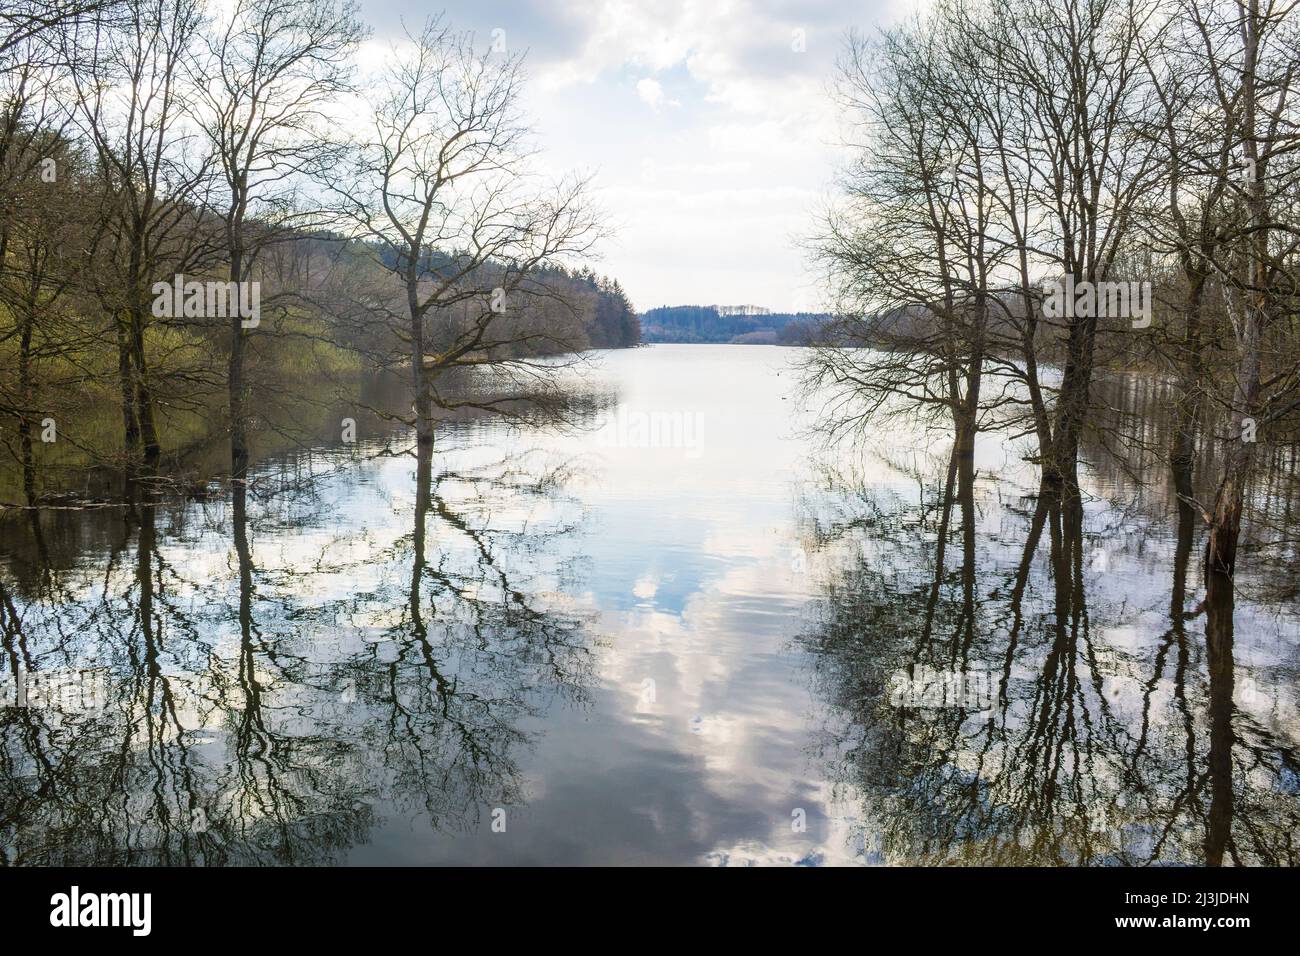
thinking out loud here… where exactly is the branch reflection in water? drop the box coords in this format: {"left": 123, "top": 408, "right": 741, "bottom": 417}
{"left": 0, "top": 424, "right": 596, "bottom": 864}
{"left": 2, "top": 346, "right": 1298, "bottom": 865}
{"left": 798, "top": 423, "right": 1300, "bottom": 865}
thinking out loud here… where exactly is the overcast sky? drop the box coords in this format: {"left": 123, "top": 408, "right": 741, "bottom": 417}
{"left": 356, "top": 0, "right": 910, "bottom": 313}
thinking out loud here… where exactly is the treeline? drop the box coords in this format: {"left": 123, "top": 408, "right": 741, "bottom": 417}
{"left": 0, "top": 0, "right": 631, "bottom": 505}
{"left": 641, "top": 304, "right": 829, "bottom": 344}
{"left": 805, "top": 0, "right": 1299, "bottom": 588}
{"left": 510, "top": 266, "right": 639, "bottom": 350}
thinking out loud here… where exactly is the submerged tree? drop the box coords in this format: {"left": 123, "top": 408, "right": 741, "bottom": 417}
{"left": 1192, "top": 0, "right": 1300, "bottom": 577}
{"left": 331, "top": 17, "right": 603, "bottom": 459}
{"left": 807, "top": 0, "right": 1300, "bottom": 590}
{"left": 190, "top": 0, "right": 366, "bottom": 483}
{"left": 65, "top": 0, "right": 213, "bottom": 477}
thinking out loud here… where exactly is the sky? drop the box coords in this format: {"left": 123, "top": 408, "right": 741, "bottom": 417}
{"left": 356, "top": 0, "right": 912, "bottom": 314}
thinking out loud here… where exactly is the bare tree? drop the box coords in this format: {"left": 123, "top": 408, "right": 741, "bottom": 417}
{"left": 1137, "top": 0, "right": 1241, "bottom": 502}
{"left": 190, "top": 0, "right": 366, "bottom": 482}
{"left": 331, "top": 17, "right": 602, "bottom": 456}
{"left": 808, "top": 0, "right": 1166, "bottom": 502}
{"left": 804, "top": 17, "right": 1004, "bottom": 502}
{"left": 991, "top": 0, "right": 1164, "bottom": 490}
{"left": 0, "top": 0, "right": 123, "bottom": 60}
{"left": 1195, "top": 0, "right": 1300, "bottom": 577}
{"left": 64, "top": 0, "right": 214, "bottom": 477}
{"left": 0, "top": 47, "right": 89, "bottom": 502}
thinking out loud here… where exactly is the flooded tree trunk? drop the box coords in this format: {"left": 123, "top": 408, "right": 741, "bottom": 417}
{"left": 135, "top": 500, "right": 158, "bottom": 671}
{"left": 955, "top": 411, "right": 978, "bottom": 636}
{"left": 409, "top": 284, "right": 434, "bottom": 458}
{"left": 1206, "top": 0, "right": 1268, "bottom": 578}
{"left": 116, "top": 313, "right": 141, "bottom": 475}
{"left": 231, "top": 481, "right": 261, "bottom": 765}
{"left": 230, "top": 242, "right": 249, "bottom": 483}
{"left": 1205, "top": 436, "right": 1253, "bottom": 575}
{"left": 130, "top": 301, "right": 161, "bottom": 473}
{"left": 1045, "top": 306, "right": 1098, "bottom": 493}
{"left": 1203, "top": 565, "right": 1235, "bottom": 865}
{"left": 411, "top": 436, "right": 432, "bottom": 630}
{"left": 1205, "top": 277, "right": 1264, "bottom": 575}
{"left": 230, "top": 318, "right": 248, "bottom": 480}
{"left": 1171, "top": 277, "right": 1205, "bottom": 495}
{"left": 957, "top": 443, "right": 977, "bottom": 656}
{"left": 1171, "top": 488, "right": 1196, "bottom": 616}
{"left": 1015, "top": 280, "right": 1052, "bottom": 464}
{"left": 920, "top": 447, "right": 959, "bottom": 654}
{"left": 17, "top": 300, "right": 36, "bottom": 504}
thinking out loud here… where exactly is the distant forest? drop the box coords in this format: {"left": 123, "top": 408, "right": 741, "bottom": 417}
{"left": 640, "top": 305, "right": 829, "bottom": 344}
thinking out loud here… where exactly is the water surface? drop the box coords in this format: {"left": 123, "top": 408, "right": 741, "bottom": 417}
{"left": 2, "top": 345, "right": 1297, "bottom": 865}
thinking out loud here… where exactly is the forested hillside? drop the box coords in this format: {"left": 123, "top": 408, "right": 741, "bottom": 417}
{"left": 640, "top": 305, "right": 828, "bottom": 344}
{"left": 0, "top": 3, "right": 637, "bottom": 504}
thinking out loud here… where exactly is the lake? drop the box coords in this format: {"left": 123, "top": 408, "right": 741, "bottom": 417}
{"left": 1, "top": 344, "right": 1297, "bottom": 865}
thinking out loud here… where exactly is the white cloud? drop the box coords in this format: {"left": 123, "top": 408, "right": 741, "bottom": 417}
{"left": 361, "top": 0, "right": 909, "bottom": 310}
{"left": 635, "top": 77, "right": 670, "bottom": 111}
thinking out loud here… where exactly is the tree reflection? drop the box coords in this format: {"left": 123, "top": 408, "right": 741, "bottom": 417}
{"left": 800, "top": 451, "right": 1300, "bottom": 865}
{"left": 0, "top": 432, "right": 594, "bottom": 864}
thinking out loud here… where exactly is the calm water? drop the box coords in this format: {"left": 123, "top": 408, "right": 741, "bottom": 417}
{"left": 2, "top": 345, "right": 1297, "bottom": 865}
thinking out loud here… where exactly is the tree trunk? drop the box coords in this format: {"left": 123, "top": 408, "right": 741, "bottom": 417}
{"left": 17, "top": 300, "right": 36, "bottom": 504}
{"left": 1045, "top": 299, "right": 1098, "bottom": 492}
{"left": 1171, "top": 276, "right": 1206, "bottom": 490}
{"left": 116, "top": 311, "right": 141, "bottom": 489}
{"left": 1203, "top": 564, "right": 1235, "bottom": 865}
{"left": 229, "top": 243, "right": 249, "bottom": 482}
{"left": 130, "top": 303, "right": 161, "bottom": 472}
{"left": 409, "top": 280, "right": 434, "bottom": 456}
{"left": 1205, "top": 0, "right": 1266, "bottom": 578}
